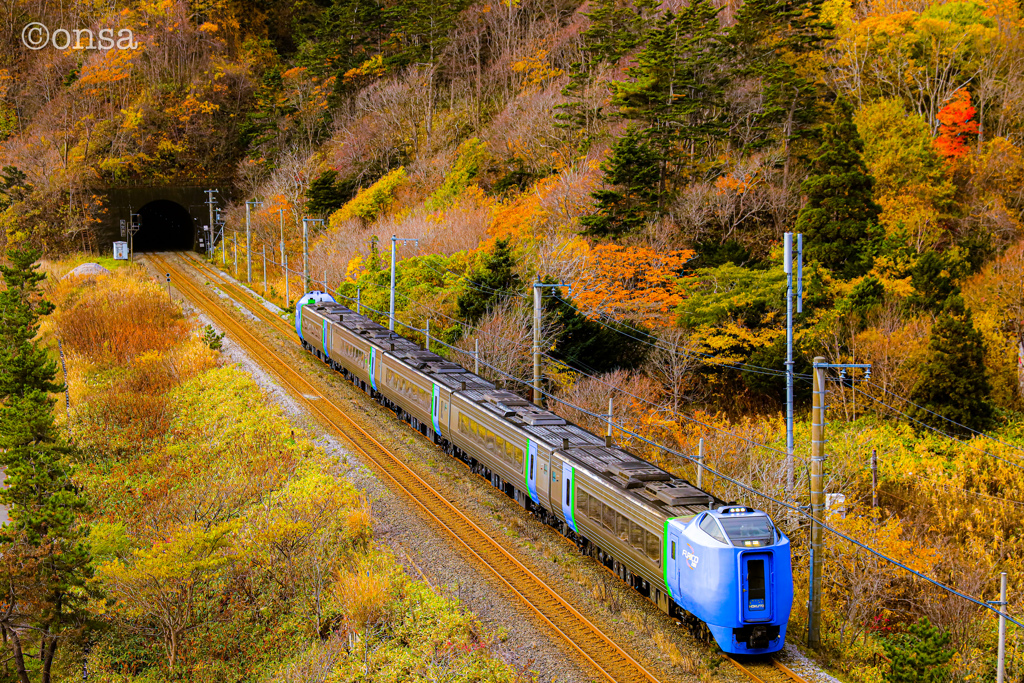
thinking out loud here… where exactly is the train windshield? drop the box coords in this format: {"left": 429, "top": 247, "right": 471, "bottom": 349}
{"left": 719, "top": 515, "right": 775, "bottom": 547}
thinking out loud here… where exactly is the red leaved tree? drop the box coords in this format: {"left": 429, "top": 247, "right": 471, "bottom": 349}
{"left": 933, "top": 90, "right": 979, "bottom": 162}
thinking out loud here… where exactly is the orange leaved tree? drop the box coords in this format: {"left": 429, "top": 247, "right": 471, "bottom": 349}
{"left": 933, "top": 90, "right": 979, "bottom": 162}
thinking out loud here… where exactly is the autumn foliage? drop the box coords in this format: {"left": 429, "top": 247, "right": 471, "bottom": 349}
{"left": 933, "top": 90, "right": 979, "bottom": 162}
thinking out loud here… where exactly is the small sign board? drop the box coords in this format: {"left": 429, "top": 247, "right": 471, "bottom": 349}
{"left": 119, "top": 219, "right": 127, "bottom": 238}
{"left": 113, "top": 241, "right": 129, "bottom": 260}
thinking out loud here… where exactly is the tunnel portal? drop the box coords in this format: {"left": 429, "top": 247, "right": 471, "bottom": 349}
{"left": 133, "top": 200, "right": 195, "bottom": 252}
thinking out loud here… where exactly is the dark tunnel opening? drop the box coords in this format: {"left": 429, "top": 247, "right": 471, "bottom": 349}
{"left": 133, "top": 200, "right": 195, "bottom": 252}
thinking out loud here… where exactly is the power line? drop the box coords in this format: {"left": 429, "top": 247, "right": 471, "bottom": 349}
{"left": 866, "top": 381, "right": 1024, "bottom": 456}
{"left": 408, "top": 328, "right": 1022, "bottom": 629}
{"left": 276, "top": 284, "right": 1021, "bottom": 629}
{"left": 851, "top": 386, "right": 1024, "bottom": 472}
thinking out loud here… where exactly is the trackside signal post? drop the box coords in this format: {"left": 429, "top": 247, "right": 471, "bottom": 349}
{"left": 808, "top": 357, "right": 871, "bottom": 650}
{"left": 302, "top": 218, "right": 324, "bottom": 291}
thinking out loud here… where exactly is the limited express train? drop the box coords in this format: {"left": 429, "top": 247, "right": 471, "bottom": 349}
{"left": 294, "top": 291, "right": 793, "bottom": 654}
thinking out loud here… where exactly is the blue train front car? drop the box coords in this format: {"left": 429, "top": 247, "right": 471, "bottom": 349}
{"left": 664, "top": 506, "right": 792, "bottom": 654}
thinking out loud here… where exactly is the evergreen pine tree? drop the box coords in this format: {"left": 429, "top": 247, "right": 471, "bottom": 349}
{"left": 456, "top": 238, "right": 523, "bottom": 324}
{"left": 0, "top": 248, "right": 64, "bottom": 449}
{"left": 306, "top": 169, "right": 355, "bottom": 217}
{"left": 795, "top": 99, "right": 882, "bottom": 279}
{"left": 908, "top": 294, "right": 994, "bottom": 435}
{"left": 883, "top": 618, "right": 954, "bottom": 683}
{"left": 0, "top": 247, "right": 92, "bottom": 681}
{"left": 579, "top": 127, "right": 662, "bottom": 238}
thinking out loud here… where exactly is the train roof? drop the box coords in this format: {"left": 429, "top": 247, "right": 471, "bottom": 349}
{"left": 311, "top": 302, "right": 725, "bottom": 519}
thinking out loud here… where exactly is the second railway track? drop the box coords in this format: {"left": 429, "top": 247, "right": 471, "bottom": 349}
{"left": 149, "top": 252, "right": 662, "bottom": 683}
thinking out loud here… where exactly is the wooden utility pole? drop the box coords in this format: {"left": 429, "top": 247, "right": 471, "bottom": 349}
{"left": 807, "top": 356, "right": 826, "bottom": 650}
{"left": 871, "top": 449, "right": 878, "bottom": 509}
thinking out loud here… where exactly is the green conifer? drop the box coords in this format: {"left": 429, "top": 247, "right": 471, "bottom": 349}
{"left": 579, "top": 127, "right": 661, "bottom": 238}
{"left": 0, "top": 248, "right": 64, "bottom": 449}
{"left": 883, "top": 618, "right": 954, "bottom": 683}
{"left": 456, "top": 238, "right": 523, "bottom": 324}
{"left": 0, "top": 247, "right": 93, "bottom": 680}
{"left": 908, "top": 294, "right": 994, "bottom": 435}
{"left": 795, "top": 99, "right": 882, "bottom": 279}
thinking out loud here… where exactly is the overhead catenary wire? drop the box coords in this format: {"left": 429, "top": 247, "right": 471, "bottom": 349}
{"left": 402, "top": 326, "right": 1023, "bottom": 629}
{"left": 851, "top": 385, "right": 1024, "bottom": 471}
{"left": 212, "top": 263, "right": 1022, "bottom": 631}
{"left": 866, "top": 380, "right": 1024, "bottom": 457}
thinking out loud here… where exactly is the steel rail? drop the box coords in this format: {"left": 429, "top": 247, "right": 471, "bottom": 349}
{"left": 151, "top": 253, "right": 662, "bottom": 683}
{"left": 724, "top": 655, "right": 811, "bottom": 683}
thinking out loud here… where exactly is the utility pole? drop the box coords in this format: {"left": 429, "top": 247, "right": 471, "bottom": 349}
{"left": 301, "top": 218, "right": 324, "bottom": 291}
{"left": 263, "top": 245, "right": 267, "bottom": 297}
{"left": 245, "top": 200, "right": 264, "bottom": 283}
{"left": 997, "top": 572, "right": 1007, "bottom": 683}
{"left": 389, "top": 235, "right": 418, "bottom": 331}
{"left": 605, "top": 397, "right": 613, "bottom": 446}
{"left": 233, "top": 234, "right": 238, "bottom": 279}
{"left": 205, "top": 189, "right": 218, "bottom": 259}
{"left": 697, "top": 437, "right": 705, "bottom": 489}
{"left": 807, "top": 358, "right": 871, "bottom": 650}
{"left": 808, "top": 356, "right": 826, "bottom": 650}
{"left": 474, "top": 339, "right": 479, "bottom": 375}
{"left": 356, "top": 287, "right": 361, "bottom": 315}
{"left": 279, "top": 208, "right": 285, "bottom": 268}
{"left": 784, "top": 232, "right": 803, "bottom": 507}
{"left": 532, "top": 282, "right": 566, "bottom": 407}
{"left": 284, "top": 252, "right": 289, "bottom": 308}
{"left": 871, "top": 449, "right": 878, "bottom": 509}
{"left": 221, "top": 211, "right": 226, "bottom": 266}
{"left": 425, "top": 319, "right": 431, "bottom": 352}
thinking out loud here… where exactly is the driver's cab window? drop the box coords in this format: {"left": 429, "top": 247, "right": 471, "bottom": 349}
{"left": 699, "top": 514, "right": 728, "bottom": 543}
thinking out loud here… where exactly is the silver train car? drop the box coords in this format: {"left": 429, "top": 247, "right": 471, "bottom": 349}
{"left": 295, "top": 292, "right": 792, "bottom": 653}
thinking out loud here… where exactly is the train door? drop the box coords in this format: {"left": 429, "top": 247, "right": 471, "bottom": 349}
{"left": 664, "top": 520, "right": 683, "bottom": 600}
{"left": 741, "top": 553, "right": 772, "bottom": 622}
{"left": 524, "top": 440, "right": 539, "bottom": 505}
{"left": 368, "top": 348, "right": 378, "bottom": 391}
{"left": 560, "top": 462, "right": 577, "bottom": 532}
{"left": 430, "top": 384, "right": 441, "bottom": 434}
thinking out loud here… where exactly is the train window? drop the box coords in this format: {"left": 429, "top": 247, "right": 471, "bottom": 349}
{"left": 629, "top": 521, "right": 643, "bottom": 550}
{"left": 719, "top": 515, "right": 775, "bottom": 548}
{"left": 616, "top": 513, "right": 628, "bottom": 541}
{"left": 699, "top": 515, "right": 728, "bottom": 544}
{"left": 748, "top": 559, "right": 766, "bottom": 605}
{"left": 578, "top": 490, "right": 589, "bottom": 512}
{"left": 602, "top": 503, "right": 614, "bottom": 531}
{"left": 645, "top": 531, "right": 660, "bottom": 563}
{"left": 589, "top": 496, "right": 600, "bottom": 520}
{"left": 486, "top": 430, "right": 496, "bottom": 453}
{"left": 671, "top": 541, "right": 676, "bottom": 560}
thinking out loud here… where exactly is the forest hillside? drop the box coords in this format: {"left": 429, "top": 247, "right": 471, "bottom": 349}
{"left": 2, "top": 0, "right": 1024, "bottom": 680}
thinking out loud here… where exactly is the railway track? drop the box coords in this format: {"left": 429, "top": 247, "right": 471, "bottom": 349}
{"left": 725, "top": 656, "right": 810, "bottom": 683}
{"left": 149, "top": 252, "right": 662, "bottom": 683}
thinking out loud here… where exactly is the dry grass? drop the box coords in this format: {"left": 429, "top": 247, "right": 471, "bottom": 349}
{"left": 344, "top": 496, "right": 373, "bottom": 548}
{"left": 333, "top": 560, "right": 392, "bottom": 629}
{"left": 653, "top": 629, "right": 688, "bottom": 668}
{"left": 50, "top": 268, "right": 193, "bottom": 365}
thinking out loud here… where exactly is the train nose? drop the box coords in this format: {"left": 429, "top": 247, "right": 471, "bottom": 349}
{"left": 747, "top": 625, "right": 769, "bottom": 649}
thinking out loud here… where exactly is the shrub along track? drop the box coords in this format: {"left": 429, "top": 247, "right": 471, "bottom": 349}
{"left": 149, "top": 252, "right": 661, "bottom": 683}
